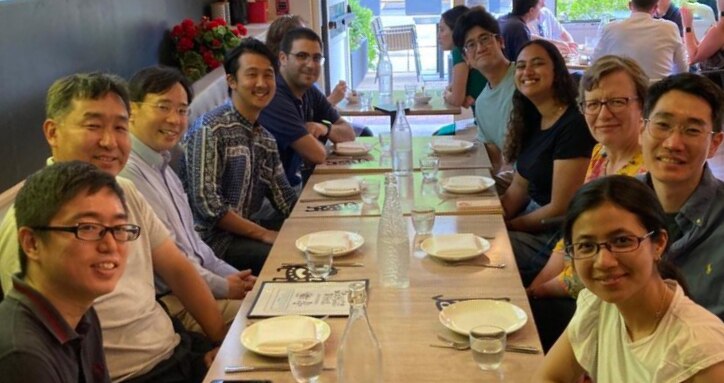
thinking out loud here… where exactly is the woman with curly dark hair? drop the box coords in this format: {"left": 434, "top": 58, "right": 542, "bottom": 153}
{"left": 500, "top": 39, "right": 596, "bottom": 286}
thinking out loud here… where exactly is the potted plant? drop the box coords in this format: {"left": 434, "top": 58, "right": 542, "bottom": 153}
{"left": 170, "top": 17, "right": 247, "bottom": 82}
{"left": 348, "top": 0, "right": 376, "bottom": 88}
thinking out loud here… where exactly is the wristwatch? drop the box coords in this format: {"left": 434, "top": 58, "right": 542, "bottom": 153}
{"left": 320, "top": 120, "right": 332, "bottom": 139}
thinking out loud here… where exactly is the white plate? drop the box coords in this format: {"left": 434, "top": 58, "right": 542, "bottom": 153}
{"left": 295, "top": 230, "right": 365, "bottom": 257}
{"left": 439, "top": 300, "right": 528, "bottom": 336}
{"left": 430, "top": 139, "right": 474, "bottom": 154}
{"left": 241, "top": 315, "right": 331, "bottom": 357}
{"left": 334, "top": 143, "right": 372, "bottom": 156}
{"left": 441, "top": 176, "right": 495, "bottom": 194}
{"left": 313, "top": 178, "right": 360, "bottom": 197}
{"left": 420, "top": 235, "right": 491, "bottom": 261}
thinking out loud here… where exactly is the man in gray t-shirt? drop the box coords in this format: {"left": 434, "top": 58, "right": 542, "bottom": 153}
{"left": 453, "top": 7, "right": 517, "bottom": 172}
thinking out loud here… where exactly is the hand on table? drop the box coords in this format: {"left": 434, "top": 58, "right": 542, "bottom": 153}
{"left": 226, "top": 269, "right": 257, "bottom": 299}
{"left": 305, "top": 121, "right": 328, "bottom": 138}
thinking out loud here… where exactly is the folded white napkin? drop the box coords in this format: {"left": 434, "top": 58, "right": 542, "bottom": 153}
{"left": 255, "top": 317, "right": 316, "bottom": 351}
{"left": 306, "top": 232, "right": 350, "bottom": 252}
{"left": 336, "top": 142, "right": 368, "bottom": 151}
{"left": 432, "top": 140, "right": 466, "bottom": 149}
{"left": 444, "top": 176, "right": 482, "bottom": 189}
{"left": 432, "top": 234, "right": 480, "bottom": 256}
{"left": 324, "top": 178, "right": 360, "bottom": 192}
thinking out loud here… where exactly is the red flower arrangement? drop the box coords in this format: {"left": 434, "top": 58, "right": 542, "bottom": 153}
{"left": 170, "top": 17, "right": 248, "bottom": 81}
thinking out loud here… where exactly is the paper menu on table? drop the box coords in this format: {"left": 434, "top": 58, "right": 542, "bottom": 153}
{"left": 247, "top": 280, "right": 369, "bottom": 318}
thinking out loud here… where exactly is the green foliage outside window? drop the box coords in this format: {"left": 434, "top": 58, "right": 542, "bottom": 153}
{"left": 557, "top": 0, "right": 630, "bottom": 21}
{"left": 349, "top": 0, "right": 378, "bottom": 68}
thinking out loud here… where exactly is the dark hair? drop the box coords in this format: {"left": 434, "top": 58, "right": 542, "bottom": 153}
{"left": 644, "top": 73, "right": 724, "bottom": 133}
{"left": 441, "top": 5, "right": 470, "bottom": 31}
{"left": 562, "top": 175, "right": 690, "bottom": 291}
{"left": 46, "top": 72, "right": 130, "bottom": 120}
{"left": 579, "top": 55, "right": 649, "bottom": 109}
{"left": 504, "top": 40, "right": 578, "bottom": 162}
{"left": 452, "top": 6, "right": 500, "bottom": 51}
{"left": 279, "top": 27, "right": 323, "bottom": 54}
{"left": 631, "top": 0, "right": 659, "bottom": 11}
{"left": 266, "top": 15, "right": 306, "bottom": 56}
{"left": 129, "top": 66, "right": 193, "bottom": 104}
{"left": 512, "top": 0, "right": 539, "bottom": 16}
{"left": 15, "top": 161, "right": 127, "bottom": 275}
{"left": 223, "top": 37, "right": 279, "bottom": 97}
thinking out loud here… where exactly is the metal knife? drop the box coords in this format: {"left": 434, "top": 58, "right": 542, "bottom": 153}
{"left": 281, "top": 262, "right": 364, "bottom": 267}
{"left": 225, "top": 365, "right": 336, "bottom": 373}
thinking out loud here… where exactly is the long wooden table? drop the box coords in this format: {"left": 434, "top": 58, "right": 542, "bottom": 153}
{"left": 291, "top": 169, "right": 502, "bottom": 218}
{"left": 315, "top": 137, "right": 493, "bottom": 174}
{"left": 203, "top": 215, "right": 543, "bottom": 382}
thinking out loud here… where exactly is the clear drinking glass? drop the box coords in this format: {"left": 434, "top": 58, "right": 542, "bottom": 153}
{"left": 469, "top": 325, "right": 506, "bottom": 371}
{"left": 359, "top": 91, "right": 371, "bottom": 110}
{"left": 288, "top": 339, "right": 325, "bottom": 383}
{"left": 404, "top": 84, "right": 417, "bottom": 106}
{"left": 360, "top": 179, "right": 381, "bottom": 205}
{"left": 305, "top": 248, "right": 333, "bottom": 279}
{"left": 378, "top": 131, "right": 391, "bottom": 153}
{"left": 411, "top": 205, "right": 435, "bottom": 235}
{"left": 419, "top": 157, "right": 440, "bottom": 181}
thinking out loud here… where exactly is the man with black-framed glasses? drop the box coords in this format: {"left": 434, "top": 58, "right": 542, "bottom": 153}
{"left": 258, "top": 27, "right": 355, "bottom": 188}
{"left": 639, "top": 72, "right": 724, "bottom": 319}
{"left": 0, "top": 161, "right": 134, "bottom": 382}
{"left": 453, "top": 7, "right": 516, "bottom": 176}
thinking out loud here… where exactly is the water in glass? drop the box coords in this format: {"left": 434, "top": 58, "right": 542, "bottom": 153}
{"left": 469, "top": 325, "right": 506, "bottom": 371}
{"left": 419, "top": 157, "right": 439, "bottom": 181}
{"left": 288, "top": 339, "right": 324, "bottom": 383}
{"left": 305, "top": 249, "right": 333, "bottom": 279}
{"left": 411, "top": 206, "right": 435, "bottom": 235}
{"left": 360, "top": 180, "right": 381, "bottom": 205}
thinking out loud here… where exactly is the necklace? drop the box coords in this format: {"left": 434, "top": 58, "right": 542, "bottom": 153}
{"left": 652, "top": 282, "right": 671, "bottom": 328}
{"left": 541, "top": 104, "right": 566, "bottom": 130}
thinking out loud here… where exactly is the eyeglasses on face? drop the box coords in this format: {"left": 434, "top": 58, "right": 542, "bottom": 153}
{"left": 141, "top": 102, "right": 190, "bottom": 117}
{"left": 565, "top": 231, "right": 655, "bottom": 260}
{"left": 579, "top": 97, "right": 638, "bottom": 116}
{"left": 463, "top": 33, "right": 497, "bottom": 53}
{"left": 289, "top": 51, "right": 325, "bottom": 64}
{"left": 32, "top": 222, "right": 142, "bottom": 242}
{"left": 644, "top": 118, "right": 716, "bottom": 141}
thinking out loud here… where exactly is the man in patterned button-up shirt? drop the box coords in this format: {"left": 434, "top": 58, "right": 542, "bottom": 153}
{"left": 182, "top": 38, "right": 297, "bottom": 275}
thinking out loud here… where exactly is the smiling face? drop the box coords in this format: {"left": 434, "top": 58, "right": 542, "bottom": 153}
{"left": 514, "top": 43, "right": 555, "bottom": 101}
{"left": 280, "top": 38, "right": 322, "bottom": 91}
{"left": 228, "top": 51, "right": 277, "bottom": 119}
{"left": 640, "top": 90, "right": 723, "bottom": 188}
{"left": 584, "top": 70, "right": 643, "bottom": 149}
{"left": 130, "top": 82, "right": 189, "bottom": 152}
{"left": 438, "top": 19, "right": 454, "bottom": 50}
{"left": 463, "top": 26, "right": 506, "bottom": 72}
{"left": 44, "top": 93, "right": 131, "bottom": 176}
{"left": 571, "top": 201, "right": 666, "bottom": 304}
{"left": 21, "top": 187, "right": 130, "bottom": 303}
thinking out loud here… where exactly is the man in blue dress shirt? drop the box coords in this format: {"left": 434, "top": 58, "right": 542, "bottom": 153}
{"left": 121, "top": 66, "right": 256, "bottom": 332}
